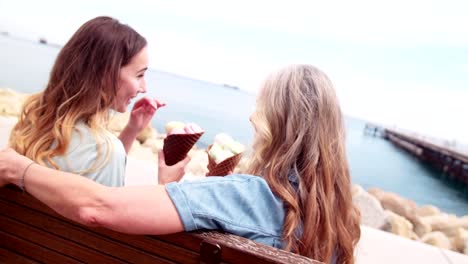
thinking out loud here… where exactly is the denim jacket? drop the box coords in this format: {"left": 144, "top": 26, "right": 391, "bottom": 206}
{"left": 166, "top": 173, "right": 338, "bottom": 263}
{"left": 166, "top": 174, "right": 285, "bottom": 248}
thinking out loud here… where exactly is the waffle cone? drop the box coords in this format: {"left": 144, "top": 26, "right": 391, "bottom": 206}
{"left": 206, "top": 145, "right": 243, "bottom": 176}
{"left": 163, "top": 132, "right": 204, "bottom": 166}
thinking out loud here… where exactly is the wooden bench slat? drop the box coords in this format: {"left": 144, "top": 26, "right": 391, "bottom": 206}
{"left": 0, "top": 190, "right": 201, "bottom": 263}
{"left": 90, "top": 228, "right": 201, "bottom": 264}
{"left": 0, "top": 212, "right": 126, "bottom": 264}
{"left": 0, "top": 199, "right": 178, "bottom": 264}
{"left": 1, "top": 185, "right": 321, "bottom": 264}
{"left": 0, "top": 246, "right": 39, "bottom": 264}
{"left": 195, "top": 231, "right": 317, "bottom": 264}
{"left": 0, "top": 186, "right": 58, "bottom": 212}
{"left": 0, "top": 230, "right": 81, "bottom": 264}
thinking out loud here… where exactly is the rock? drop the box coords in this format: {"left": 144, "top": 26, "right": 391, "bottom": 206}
{"left": 368, "top": 188, "right": 417, "bottom": 220}
{"left": 136, "top": 126, "right": 157, "bottom": 143}
{"left": 459, "top": 216, "right": 468, "bottom": 229}
{"left": 366, "top": 187, "right": 434, "bottom": 238}
{"left": 353, "top": 189, "right": 388, "bottom": 229}
{"left": 448, "top": 228, "right": 468, "bottom": 253}
{"left": 416, "top": 205, "right": 441, "bottom": 217}
{"left": 421, "top": 213, "right": 459, "bottom": 232}
{"left": 411, "top": 216, "right": 432, "bottom": 238}
{"left": 464, "top": 236, "right": 468, "bottom": 255}
{"left": 383, "top": 210, "right": 416, "bottom": 239}
{"left": 234, "top": 157, "right": 249, "bottom": 174}
{"left": 107, "top": 112, "right": 158, "bottom": 143}
{"left": 185, "top": 149, "right": 209, "bottom": 176}
{"left": 367, "top": 187, "right": 385, "bottom": 200}
{"left": 439, "top": 224, "right": 465, "bottom": 238}
{"left": 0, "top": 88, "right": 19, "bottom": 97}
{"left": 0, "top": 88, "right": 28, "bottom": 117}
{"left": 108, "top": 112, "right": 130, "bottom": 133}
{"left": 142, "top": 138, "right": 164, "bottom": 154}
{"left": 352, "top": 184, "right": 365, "bottom": 197}
{"left": 420, "top": 231, "right": 451, "bottom": 250}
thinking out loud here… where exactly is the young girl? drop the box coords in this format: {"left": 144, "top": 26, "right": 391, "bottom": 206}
{"left": 9, "top": 16, "right": 163, "bottom": 187}
{"left": 0, "top": 64, "right": 361, "bottom": 263}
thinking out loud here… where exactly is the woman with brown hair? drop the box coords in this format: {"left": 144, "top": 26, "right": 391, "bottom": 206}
{"left": 9, "top": 16, "right": 165, "bottom": 186}
{"left": 0, "top": 64, "right": 360, "bottom": 263}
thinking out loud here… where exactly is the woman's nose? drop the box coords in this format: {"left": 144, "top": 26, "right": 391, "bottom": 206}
{"left": 140, "top": 81, "right": 147, "bottom": 93}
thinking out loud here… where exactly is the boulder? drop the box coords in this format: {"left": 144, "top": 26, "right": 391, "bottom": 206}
{"left": 410, "top": 215, "right": 432, "bottom": 238}
{"left": 142, "top": 138, "right": 164, "bottom": 154}
{"left": 185, "top": 149, "right": 209, "bottom": 176}
{"left": 234, "top": 157, "right": 250, "bottom": 174}
{"left": 353, "top": 189, "right": 388, "bottom": 229}
{"left": 448, "top": 228, "right": 468, "bottom": 253}
{"left": 108, "top": 112, "right": 130, "bottom": 133}
{"left": 352, "top": 184, "right": 365, "bottom": 197}
{"left": 367, "top": 187, "right": 386, "bottom": 200}
{"left": 459, "top": 216, "right": 468, "bottom": 229}
{"left": 368, "top": 188, "right": 417, "bottom": 220}
{"left": 421, "top": 213, "right": 459, "bottom": 232}
{"left": 420, "top": 231, "right": 451, "bottom": 250}
{"left": 465, "top": 236, "right": 468, "bottom": 255}
{"left": 107, "top": 112, "right": 158, "bottom": 143}
{"left": 383, "top": 210, "right": 416, "bottom": 239}
{"left": 0, "top": 88, "right": 28, "bottom": 117}
{"left": 415, "top": 205, "right": 441, "bottom": 217}
{"left": 439, "top": 224, "right": 466, "bottom": 238}
{"left": 136, "top": 126, "right": 158, "bottom": 143}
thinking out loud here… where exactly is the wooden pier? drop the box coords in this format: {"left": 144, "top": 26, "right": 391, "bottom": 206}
{"left": 364, "top": 123, "right": 468, "bottom": 185}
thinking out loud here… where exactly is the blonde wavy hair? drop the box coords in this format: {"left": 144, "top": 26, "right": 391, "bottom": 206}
{"left": 247, "top": 64, "right": 360, "bottom": 263}
{"left": 9, "top": 16, "right": 147, "bottom": 172}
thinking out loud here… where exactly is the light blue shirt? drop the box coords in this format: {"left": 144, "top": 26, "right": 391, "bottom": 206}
{"left": 50, "top": 122, "right": 126, "bottom": 187}
{"left": 166, "top": 174, "right": 285, "bottom": 248}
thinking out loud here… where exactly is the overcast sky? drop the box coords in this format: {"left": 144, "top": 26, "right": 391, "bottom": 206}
{"left": 0, "top": 0, "right": 467, "bottom": 143}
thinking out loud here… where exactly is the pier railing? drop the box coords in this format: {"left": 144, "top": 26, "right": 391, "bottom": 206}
{"left": 364, "top": 123, "right": 468, "bottom": 185}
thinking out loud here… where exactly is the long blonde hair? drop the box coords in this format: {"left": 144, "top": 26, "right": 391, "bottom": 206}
{"left": 247, "top": 64, "right": 360, "bottom": 263}
{"left": 9, "top": 16, "right": 147, "bottom": 171}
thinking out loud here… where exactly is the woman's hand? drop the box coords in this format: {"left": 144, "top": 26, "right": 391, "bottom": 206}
{"left": 127, "top": 97, "right": 166, "bottom": 134}
{"left": 0, "top": 148, "right": 33, "bottom": 187}
{"left": 119, "top": 97, "right": 166, "bottom": 153}
{"left": 157, "top": 150, "right": 191, "bottom": 185}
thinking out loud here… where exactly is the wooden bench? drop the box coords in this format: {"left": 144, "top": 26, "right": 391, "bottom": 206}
{"left": 0, "top": 185, "right": 320, "bottom": 263}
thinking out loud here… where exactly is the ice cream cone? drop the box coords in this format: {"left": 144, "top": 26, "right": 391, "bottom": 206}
{"left": 206, "top": 144, "right": 243, "bottom": 176}
{"left": 163, "top": 132, "right": 204, "bottom": 166}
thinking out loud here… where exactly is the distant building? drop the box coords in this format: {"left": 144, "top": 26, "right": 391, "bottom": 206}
{"left": 222, "top": 84, "right": 239, "bottom": 90}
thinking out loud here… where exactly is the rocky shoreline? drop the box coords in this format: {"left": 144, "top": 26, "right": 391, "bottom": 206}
{"left": 1, "top": 88, "right": 467, "bottom": 255}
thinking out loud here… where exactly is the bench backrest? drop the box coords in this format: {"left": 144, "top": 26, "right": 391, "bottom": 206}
{"left": 0, "top": 185, "right": 320, "bottom": 263}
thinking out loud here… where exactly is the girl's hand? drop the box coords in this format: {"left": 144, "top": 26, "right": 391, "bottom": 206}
{"left": 127, "top": 97, "right": 166, "bottom": 134}
{"left": 157, "top": 150, "right": 190, "bottom": 185}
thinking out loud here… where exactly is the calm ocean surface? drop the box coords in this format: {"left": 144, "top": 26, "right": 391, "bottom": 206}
{"left": 1, "top": 35, "right": 467, "bottom": 216}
